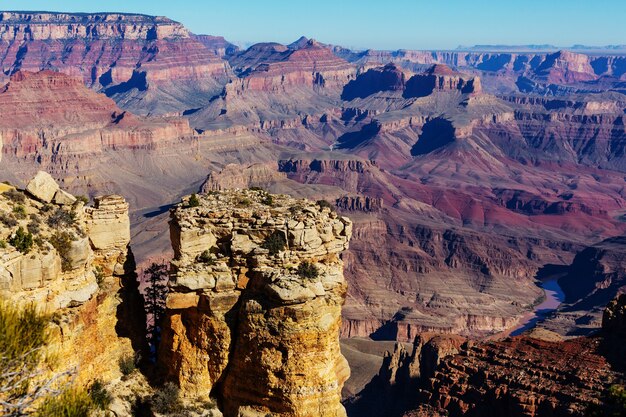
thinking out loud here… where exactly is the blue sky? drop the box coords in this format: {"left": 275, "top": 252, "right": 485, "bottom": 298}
{"left": 2, "top": 0, "right": 625, "bottom": 50}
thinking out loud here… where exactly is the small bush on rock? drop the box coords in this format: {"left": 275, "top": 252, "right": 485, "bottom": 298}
{"left": 2, "top": 189, "right": 25, "bottom": 204}
{"left": 47, "top": 208, "right": 77, "bottom": 228}
{"left": 187, "top": 194, "right": 200, "bottom": 208}
{"left": 118, "top": 353, "right": 137, "bottom": 376}
{"left": 9, "top": 227, "right": 33, "bottom": 253}
{"left": 49, "top": 231, "right": 75, "bottom": 271}
{"left": 35, "top": 388, "right": 93, "bottom": 417}
{"left": 88, "top": 379, "right": 112, "bottom": 410}
{"left": 263, "top": 232, "right": 286, "bottom": 256}
{"left": 262, "top": 194, "right": 274, "bottom": 206}
{"left": 198, "top": 250, "right": 215, "bottom": 265}
{"left": 0, "top": 213, "right": 17, "bottom": 228}
{"left": 27, "top": 220, "right": 41, "bottom": 235}
{"left": 296, "top": 261, "right": 319, "bottom": 279}
{"left": 151, "top": 382, "right": 183, "bottom": 414}
{"left": 12, "top": 205, "right": 27, "bottom": 219}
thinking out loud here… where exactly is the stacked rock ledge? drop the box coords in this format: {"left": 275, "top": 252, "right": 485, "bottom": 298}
{"left": 160, "top": 189, "right": 352, "bottom": 417}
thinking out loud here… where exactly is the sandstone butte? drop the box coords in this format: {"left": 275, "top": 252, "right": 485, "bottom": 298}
{"left": 159, "top": 189, "right": 353, "bottom": 417}
{"left": 0, "top": 171, "right": 138, "bottom": 390}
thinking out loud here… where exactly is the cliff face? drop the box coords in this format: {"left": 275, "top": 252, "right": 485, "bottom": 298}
{"left": 159, "top": 190, "right": 352, "bottom": 417}
{"left": 0, "top": 171, "right": 136, "bottom": 384}
{"left": 0, "top": 70, "right": 194, "bottom": 163}
{"left": 0, "top": 12, "right": 229, "bottom": 114}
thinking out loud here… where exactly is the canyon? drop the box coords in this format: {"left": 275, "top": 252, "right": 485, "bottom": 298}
{"left": 0, "top": 9, "right": 625, "bottom": 417}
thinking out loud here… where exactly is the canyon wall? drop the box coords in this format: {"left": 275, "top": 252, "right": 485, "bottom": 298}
{"left": 159, "top": 190, "right": 352, "bottom": 417}
{"left": 0, "top": 12, "right": 230, "bottom": 114}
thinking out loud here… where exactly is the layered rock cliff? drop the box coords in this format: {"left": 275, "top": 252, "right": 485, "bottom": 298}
{"left": 0, "top": 11, "right": 230, "bottom": 114}
{"left": 159, "top": 190, "right": 352, "bottom": 417}
{"left": 0, "top": 171, "right": 137, "bottom": 385}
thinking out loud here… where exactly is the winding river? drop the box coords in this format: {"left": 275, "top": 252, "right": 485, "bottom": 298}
{"left": 510, "top": 279, "right": 565, "bottom": 336}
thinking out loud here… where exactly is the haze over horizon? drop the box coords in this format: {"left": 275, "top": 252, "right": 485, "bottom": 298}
{"left": 1, "top": 0, "right": 625, "bottom": 50}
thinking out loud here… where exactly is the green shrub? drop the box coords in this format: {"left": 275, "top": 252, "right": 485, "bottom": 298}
{"left": 187, "top": 194, "right": 200, "bottom": 208}
{"left": 263, "top": 232, "right": 286, "bottom": 256}
{"left": 248, "top": 186, "right": 264, "bottom": 192}
{"left": 296, "top": 261, "right": 319, "bottom": 279}
{"left": 88, "top": 379, "right": 111, "bottom": 410}
{"left": 9, "top": 227, "right": 33, "bottom": 253}
{"left": 2, "top": 189, "right": 25, "bottom": 204}
{"left": 262, "top": 194, "right": 274, "bottom": 206}
{"left": 151, "top": 382, "right": 183, "bottom": 414}
{"left": 0, "top": 212, "right": 17, "bottom": 227}
{"left": 119, "top": 353, "right": 137, "bottom": 376}
{"left": 49, "top": 231, "right": 75, "bottom": 271}
{"left": 13, "top": 205, "right": 27, "bottom": 219}
{"left": 198, "top": 250, "right": 215, "bottom": 265}
{"left": 75, "top": 195, "right": 89, "bottom": 205}
{"left": 47, "top": 208, "right": 77, "bottom": 228}
{"left": 316, "top": 200, "right": 335, "bottom": 212}
{"left": 0, "top": 240, "right": 6, "bottom": 249}
{"left": 35, "top": 388, "right": 93, "bottom": 417}
{"left": 0, "top": 302, "right": 48, "bottom": 369}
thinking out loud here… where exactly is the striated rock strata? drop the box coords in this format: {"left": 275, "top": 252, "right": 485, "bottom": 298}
{"left": 0, "top": 172, "right": 138, "bottom": 385}
{"left": 159, "top": 190, "right": 352, "bottom": 417}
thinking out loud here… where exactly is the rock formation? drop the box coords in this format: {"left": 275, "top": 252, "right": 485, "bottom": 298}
{"left": 0, "top": 70, "right": 194, "bottom": 165}
{"left": 404, "top": 65, "right": 482, "bottom": 98}
{"left": 0, "top": 172, "right": 138, "bottom": 385}
{"left": 159, "top": 190, "right": 352, "bottom": 417}
{"left": 0, "top": 11, "right": 230, "bottom": 114}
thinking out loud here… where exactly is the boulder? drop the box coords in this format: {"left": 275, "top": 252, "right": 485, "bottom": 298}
{"left": 26, "top": 171, "right": 59, "bottom": 203}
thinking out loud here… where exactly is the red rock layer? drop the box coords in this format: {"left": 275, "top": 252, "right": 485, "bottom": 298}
{"left": 0, "top": 70, "right": 193, "bottom": 161}
{"left": 0, "top": 12, "right": 229, "bottom": 114}
{"left": 229, "top": 40, "right": 356, "bottom": 93}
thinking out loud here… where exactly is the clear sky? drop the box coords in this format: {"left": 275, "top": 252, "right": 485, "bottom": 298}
{"left": 1, "top": 0, "right": 625, "bottom": 50}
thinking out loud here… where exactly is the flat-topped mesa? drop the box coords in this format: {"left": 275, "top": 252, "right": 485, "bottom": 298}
{"left": 404, "top": 64, "right": 482, "bottom": 98}
{"left": 0, "top": 11, "right": 189, "bottom": 41}
{"left": 159, "top": 189, "right": 352, "bottom": 417}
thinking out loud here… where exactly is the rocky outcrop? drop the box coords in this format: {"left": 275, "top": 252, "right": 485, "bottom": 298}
{"left": 342, "top": 64, "right": 408, "bottom": 100}
{"left": 404, "top": 65, "right": 482, "bottom": 98}
{"left": 201, "top": 163, "right": 287, "bottom": 192}
{"left": 159, "top": 190, "right": 352, "bottom": 417}
{"left": 228, "top": 39, "right": 356, "bottom": 92}
{"left": 345, "top": 333, "right": 467, "bottom": 417}
{"left": 406, "top": 335, "right": 618, "bottom": 417}
{"left": 534, "top": 50, "right": 598, "bottom": 84}
{"left": 0, "top": 172, "right": 137, "bottom": 385}
{"left": 193, "top": 34, "right": 240, "bottom": 57}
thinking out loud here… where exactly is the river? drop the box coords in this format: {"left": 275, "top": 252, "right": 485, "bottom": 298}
{"left": 510, "top": 279, "right": 565, "bottom": 336}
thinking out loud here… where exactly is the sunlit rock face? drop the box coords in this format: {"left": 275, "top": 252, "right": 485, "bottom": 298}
{"left": 159, "top": 189, "right": 352, "bottom": 417}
